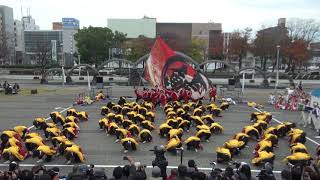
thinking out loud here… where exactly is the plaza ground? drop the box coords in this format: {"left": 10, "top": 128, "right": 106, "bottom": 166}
{"left": 0, "top": 85, "right": 319, "bottom": 177}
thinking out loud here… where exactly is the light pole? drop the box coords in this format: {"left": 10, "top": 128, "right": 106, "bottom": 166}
{"left": 275, "top": 45, "right": 280, "bottom": 90}
{"left": 78, "top": 54, "right": 81, "bottom": 78}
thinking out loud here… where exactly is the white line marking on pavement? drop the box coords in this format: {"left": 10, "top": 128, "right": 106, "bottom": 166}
{"left": 27, "top": 106, "right": 73, "bottom": 130}
{"left": 0, "top": 163, "right": 282, "bottom": 174}
{"left": 253, "top": 107, "right": 320, "bottom": 146}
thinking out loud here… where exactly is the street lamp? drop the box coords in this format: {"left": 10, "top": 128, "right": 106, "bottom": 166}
{"left": 275, "top": 45, "right": 280, "bottom": 90}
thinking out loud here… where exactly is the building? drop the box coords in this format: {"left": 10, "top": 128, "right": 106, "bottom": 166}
{"left": 156, "top": 23, "right": 192, "bottom": 52}
{"left": 52, "top": 22, "right": 63, "bottom": 30}
{"left": 310, "top": 42, "right": 320, "bottom": 57}
{"left": 108, "top": 17, "right": 156, "bottom": 38}
{"left": 14, "top": 20, "right": 24, "bottom": 64}
{"left": 0, "top": 5, "right": 15, "bottom": 65}
{"left": 192, "top": 22, "right": 222, "bottom": 59}
{"left": 22, "top": 16, "right": 39, "bottom": 30}
{"left": 24, "top": 30, "right": 63, "bottom": 65}
{"left": 62, "top": 18, "right": 79, "bottom": 29}
{"left": 257, "top": 18, "right": 288, "bottom": 45}
{"left": 61, "top": 18, "right": 80, "bottom": 67}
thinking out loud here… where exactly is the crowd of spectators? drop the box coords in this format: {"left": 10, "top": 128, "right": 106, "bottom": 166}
{"left": 1, "top": 157, "right": 320, "bottom": 180}
{"left": 0, "top": 81, "right": 20, "bottom": 95}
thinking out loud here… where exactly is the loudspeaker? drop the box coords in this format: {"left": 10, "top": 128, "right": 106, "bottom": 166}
{"left": 96, "top": 76, "right": 103, "bottom": 83}
{"left": 228, "top": 79, "right": 235, "bottom": 86}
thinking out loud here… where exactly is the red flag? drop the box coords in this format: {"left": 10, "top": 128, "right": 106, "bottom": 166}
{"left": 144, "top": 37, "right": 175, "bottom": 87}
{"left": 144, "top": 37, "right": 210, "bottom": 99}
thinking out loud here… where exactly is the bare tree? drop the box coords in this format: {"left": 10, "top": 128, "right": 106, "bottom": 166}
{"left": 33, "top": 42, "right": 51, "bottom": 83}
{"left": 0, "top": 32, "right": 14, "bottom": 65}
{"left": 287, "top": 18, "right": 320, "bottom": 43}
{"left": 284, "top": 18, "right": 320, "bottom": 72}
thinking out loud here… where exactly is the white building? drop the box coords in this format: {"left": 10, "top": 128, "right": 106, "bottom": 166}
{"left": 14, "top": 20, "right": 24, "bottom": 51}
{"left": 61, "top": 18, "right": 79, "bottom": 67}
{"left": 22, "top": 16, "right": 39, "bottom": 30}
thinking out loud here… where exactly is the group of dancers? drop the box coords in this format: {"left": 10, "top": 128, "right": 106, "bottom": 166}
{"left": 134, "top": 85, "right": 217, "bottom": 106}
{"left": 0, "top": 109, "right": 87, "bottom": 164}
{"left": 216, "top": 102, "right": 320, "bottom": 167}
{"left": 98, "top": 94, "right": 228, "bottom": 154}
{"left": 269, "top": 87, "right": 310, "bottom": 111}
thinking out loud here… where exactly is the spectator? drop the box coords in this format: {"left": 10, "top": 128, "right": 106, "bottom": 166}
{"left": 222, "top": 166, "right": 234, "bottom": 179}
{"left": 93, "top": 168, "right": 107, "bottom": 180}
{"left": 194, "top": 172, "right": 207, "bottom": 180}
{"left": 256, "top": 162, "right": 276, "bottom": 180}
{"left": 166, "top": 169, "right": 177, "bottom": 180}
{"left": 19, "top": 169, "right": 34, "bottom": 180}
{"left": 47, "top": 167, "right": 59, "bottom": 180}
{"left": 123, "top": 156, "right": 146, "bottom": 180}
{"left": 173, "top": 164, "right": 191, "bottom": 180}
{"left": 122, "top": 165, "right": 131, "bottom": 179}
{"left": 67, "top": 164, "right": 89, "bottom": 180}
{"left": 281, "top": 169, "right": 292, "bottom": 180}
{"left": 235, "top": 163, "right": 252, "bottom": 180}
{"left": 150, "top": 166, "right": 162, "bottom": 180}
{"left": 110, "top": 166, "right": 122, "bottom": 180}
{"left": 187, "top": 160, "right": 198, "bottom": 179}
{"left": 35, "top": 174, "right": 51, "bottom": 180}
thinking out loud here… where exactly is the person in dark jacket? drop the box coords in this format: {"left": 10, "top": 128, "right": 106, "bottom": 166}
{"left": 173, "top": 165, "right": 191, "bottom": 180}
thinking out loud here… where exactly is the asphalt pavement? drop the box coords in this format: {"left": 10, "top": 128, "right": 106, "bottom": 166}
{"left": 0, "top": 87, "right": 320, "bottom": 178}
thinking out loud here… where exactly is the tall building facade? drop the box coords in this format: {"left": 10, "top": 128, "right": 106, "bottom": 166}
{"left": 14, "top": 20, "right": 24, "bottom": 64}
{"left": 62, "top": 18, "right": 79, "bottom": 67}
{"left": 192, "top": 22, "right": 222, "bottom": 59}
{"left": 0, "top": 5, "right": 14, "bottom": 65}
{"left": 24, "top": 30, "right": 63, "bottom": 65}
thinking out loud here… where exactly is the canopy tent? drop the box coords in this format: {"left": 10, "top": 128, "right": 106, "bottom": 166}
{"left": 311, "top": 88, "right": 320, "bottom": 107}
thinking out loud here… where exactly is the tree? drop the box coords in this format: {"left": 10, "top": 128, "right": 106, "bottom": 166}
{"left": 283, "top": 18, "right": 320, "bottom": 73}
{"left": 0, "top": 33, "right": 14, "bottom": 65}
{"left": 74, "top": 26, "right": 126, "bottom": 65}
{"left": 253, "top": 25, "right": 288, "bottom": 71}
{"left": 287, "top": 18, "right": 320, "bottom": 43}
{"left": 229, "top": 28, "right": 252, "bottom": 69}
{"left": 123, "top": 35, "right": 154, "bottom": 62}
{"left": 33, "top": 42, "right": 51, "bottom": 83}
{"left": 187, "top": 38, "right": 208, "bottom": 63}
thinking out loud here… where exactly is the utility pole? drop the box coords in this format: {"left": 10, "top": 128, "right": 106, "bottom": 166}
{"left": 275, "top": 45, "right": 280, "bottom": 90}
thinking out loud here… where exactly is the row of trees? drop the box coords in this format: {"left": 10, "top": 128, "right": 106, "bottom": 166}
{"left": 224, "top": 18, "right": 320, "bottom": 73}
{"left": 73, "top": 18, "right": 319, "bottom": 73}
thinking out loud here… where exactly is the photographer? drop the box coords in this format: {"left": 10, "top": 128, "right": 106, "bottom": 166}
{"left": 151, "top": 146, "right": 168, "bottom": 180}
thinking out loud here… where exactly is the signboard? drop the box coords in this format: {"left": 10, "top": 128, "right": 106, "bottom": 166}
{"left": 51, "top": 40, "right": 57, "bottom": 61}
{"left": 62, "top": 18, "right": 80, "bottom": 29}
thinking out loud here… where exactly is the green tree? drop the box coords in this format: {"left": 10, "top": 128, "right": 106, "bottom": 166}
{"left": 123, "top": 35, "right": 154, "bottom": 62}
{"left": 74, "top": 26, "right": 126, "bottom": 65}
{"left": 187, "top": 38, "right": 208, "bottom": 62}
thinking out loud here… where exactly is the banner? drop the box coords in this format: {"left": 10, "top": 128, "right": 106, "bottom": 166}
{"left": 144, "top": 37, "right": 210, "bottom": 99}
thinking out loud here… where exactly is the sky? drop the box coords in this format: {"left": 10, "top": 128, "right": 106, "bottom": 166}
{"left": 1, "top": 0, "right": 320, "bottom": 32}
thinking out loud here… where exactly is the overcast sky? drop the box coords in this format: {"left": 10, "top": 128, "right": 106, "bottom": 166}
{"left": 1, "top": 0, "right": 320, "bottom": 32}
